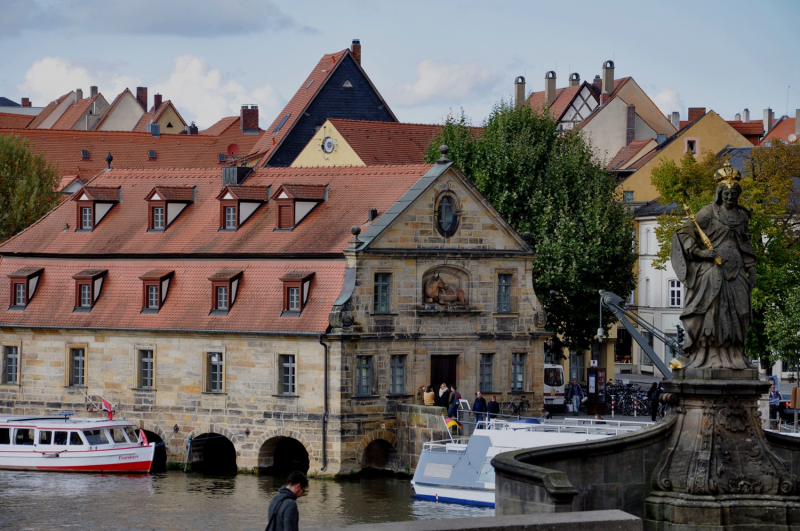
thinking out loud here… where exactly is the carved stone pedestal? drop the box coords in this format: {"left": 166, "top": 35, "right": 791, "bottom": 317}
{"left": 644, "top": 369, "right": 800, "bottom": 530}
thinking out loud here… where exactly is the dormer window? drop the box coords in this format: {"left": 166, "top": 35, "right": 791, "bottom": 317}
{"left": 280, "top": 272, "right": 314, "bottom": 316}
{"left": 74, "top": 186, "right": 120, "bottom": 232}
{"left": 216, "top": 185, "right": 270, "bottom": 232}
{"left": 145, "top": 186, "right": 194, "bottom": 232}
{"left": 272, "top": 184, "right": 326, "bottom": 231}
{"left": 139, "top": 270, "right": 174, "bottom": 314}
{"left": 72, "top": 269, "right": 107, "bottom": 312}
{"left": 208, "top": 270, "right": 242, "bottom": 316}
{"left": 8, "top": 267, "right": 43, "bottom": 310}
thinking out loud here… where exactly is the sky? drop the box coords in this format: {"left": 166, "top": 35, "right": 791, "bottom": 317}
{"left": 1, "top": 0, "right": 799, "bottom": 130}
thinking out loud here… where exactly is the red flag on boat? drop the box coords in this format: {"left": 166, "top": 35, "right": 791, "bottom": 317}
{"left": 101, "top": 399, "right": 113, "bottom": 420}
{"left": 138, "top": 429, "right": 148, "bottom": 445}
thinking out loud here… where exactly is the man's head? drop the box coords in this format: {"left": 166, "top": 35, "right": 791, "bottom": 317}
{"left": 491, "top": 395, "right": 497, "bottom": 402}
{"left": 572, "top": 378, "right": 578, "bottom": 385}
{"left": 286, "top": 471, "right": 309, "bottom": 497}
{"left": 476, "top": 391, "right": 482, "bottom": 398}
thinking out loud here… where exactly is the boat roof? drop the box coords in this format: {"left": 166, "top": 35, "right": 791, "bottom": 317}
{"left": 0, "top": 415, "right": 136, "bottom": 429}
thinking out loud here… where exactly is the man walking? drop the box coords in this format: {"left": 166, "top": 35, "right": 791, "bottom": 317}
{"left": 266, "top": 471, "right": 308, "bottom": 531}
{"left": 472, "top": 391, "right": 487, "bottom": 425}
{"left": 566, "top": 378, "right": 584, "bottom": 416}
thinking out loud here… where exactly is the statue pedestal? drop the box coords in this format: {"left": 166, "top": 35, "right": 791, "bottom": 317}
{"left": 644, "top": 369, "right": 800, "bottom": 530}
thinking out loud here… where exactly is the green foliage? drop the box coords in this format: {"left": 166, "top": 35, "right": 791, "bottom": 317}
{"left": 426, "top": 102, "right": 636, "bottom": 351}
{"left": 764, "top": 284, "right": 800, "bottom": 366}
{"left": 649, "top": 141, "right": 800, "bottom": 362}
{"left": 0, "top": 134, "right": 60, "bottom": 241}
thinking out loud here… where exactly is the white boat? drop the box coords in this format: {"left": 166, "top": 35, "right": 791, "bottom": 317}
{"left": 411, "top": 417, "right": 649, "bottom": 507}
{"left": 0, "top": 412, "right": 155, "bottom": 473}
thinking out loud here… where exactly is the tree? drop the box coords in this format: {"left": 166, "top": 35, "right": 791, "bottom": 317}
{"left": 765, "top": 284, "right": 800, "bottom": 368}
{"left": 0, "top": 134, "right": 60, "bottom": 241}
{"left": 425, "top": 103, "right": 636, "bottom": 352}
{"left": 650, "top": 141, "right": 800, "bottom": 363}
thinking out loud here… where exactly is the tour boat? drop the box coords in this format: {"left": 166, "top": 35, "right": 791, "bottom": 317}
{"left": 411, "top": 417, "right": 649, "bottom": 507}
{"left": 0, "top": 412, "right": 155, "bottom": 473}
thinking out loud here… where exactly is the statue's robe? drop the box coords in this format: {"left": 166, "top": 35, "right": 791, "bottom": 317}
{"left": 671, "top": 202, "right": 755, "bottom": 369}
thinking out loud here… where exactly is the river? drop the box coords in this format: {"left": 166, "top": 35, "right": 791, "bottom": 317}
{"left": 0, "top": 470, "right": 493, "bottom": 530}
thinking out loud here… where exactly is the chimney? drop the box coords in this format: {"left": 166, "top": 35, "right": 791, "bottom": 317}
{"left": 188, "top": 122, "right": 198, "bottom": 135}
{"left": 240, "top": 104, "right": 259, "bottom": 134}
{"left": 670, "top": 111, "right": 680, "bottom": 130}
{"left": 734, "top": 113, "right": 741, "bottom": 121}
{"left": 795, "top": 109, "right": 800, "bottom": 135}
{"left": 136, "top": 87, "right": 147, "bottom": 110}
{"left": 688, "top": 107, "right": 705, "bottom": 123}
{"left": 154, "top": 94, "right": 162, "bottom": 110}
{"left": 544, "top": 71, "right": 556, "bottom": 106}
{"left": 569, "top": 73, "right": 580, "bottom": 87}
{"left": 21, "top": 98, "right": 30, "bottom": 107}
{"left": 351, "top": 39, "right": 361, "bottom": 65}
{"left": 602, "top": 60, "right": 615, "bottom": 96}
{"left": 90, "top": 86, "right": 98, "bottom": 98}
{"left": 592, "top": 75, "right": 602, "bottom": 94}
{"left": 763, "top": 108, "right": 772, "bottom": 133}
{"left": 626, "top": 105, "right": 636, "bottom": 146}
{"left": 514, "top": 76, "right": 526, "bottom": 107}
{"left": 75, "top": 89, "right": 83, "bottom": 102}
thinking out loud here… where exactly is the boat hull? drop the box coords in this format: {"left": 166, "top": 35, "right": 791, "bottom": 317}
{"left": 0, "top": 444, "right": 155, "bottom": 473}
{"left": 412, "top": 482, "right": 495, "bottom": 507}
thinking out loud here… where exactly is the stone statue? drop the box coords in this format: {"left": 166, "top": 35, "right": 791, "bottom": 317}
{"left": 423, "top": 272, "right": 467, "bottom": 308}
{"left": 670, "top": 162, "right": 756, "bottom": 370}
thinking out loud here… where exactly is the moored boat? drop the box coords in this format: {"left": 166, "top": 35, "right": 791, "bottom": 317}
{"left": 0, "top": 413, "right": 155, "bottom": 473}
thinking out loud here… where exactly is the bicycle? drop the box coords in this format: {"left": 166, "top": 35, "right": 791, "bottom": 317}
{"left": 505, "top": 393, "right": 531, "bottom": 416}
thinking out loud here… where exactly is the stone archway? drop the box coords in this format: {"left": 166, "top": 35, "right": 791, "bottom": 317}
{"left": 255, "top": 429, "right": 314, "bottom": 475}
{"left": 185, "top": 424, "right": 241, "bottom": 475}
{"left": 137, "top": 421, "right": 168, "bottom": 472}
{"left": 357, "top": 430, "right": 399, "bottom": 472}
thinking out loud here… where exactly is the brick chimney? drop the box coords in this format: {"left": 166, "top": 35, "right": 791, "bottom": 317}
{"left": 602, "top": 60, "right": 615, "bottom": 96}
{"left": 351, "top": 39, "right": 361, "bottom": 65}
{"left": 569, "top": 73, "right": 580, "bottom": 87}
{"left": 240, "top": 105, "right": 259, "bottom": 134}
{"left": 763, "top": 108, "right": 773, "bottom": 133}
{"left": 90, "top": 86, "right": 98, "bottom": 98}
{"left": 626, "top": 105, "right": 636, "bottom": 146}
{"left": 154, "top": 94, "right": 162, "bottom": 110}
{"left": 670, "top": 112, "right": 680, "bottom": 130}
{"left": 514, "top": 76, "right": 526, "bottom": 107}
{"left": 688, "top": 107, "right": 706, "bottom": 123}
{"left": 21, "top": 98, "right": 30, "bottom": 107}
{"left": 544, "top": 71, "right": 556, "bottom": 106}
{"left": 136, "top": 87, "right": 147, "bottom": 110}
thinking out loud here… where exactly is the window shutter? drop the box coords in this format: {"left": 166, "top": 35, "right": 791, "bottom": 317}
{"left": 279, "top": 205, "right": 293, "bottom": 228}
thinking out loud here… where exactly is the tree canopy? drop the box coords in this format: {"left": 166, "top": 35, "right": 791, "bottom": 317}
{"left": 425, "top": 103, "right": 636, "bottom": 352}
{"left": 650, "top": 141, "right": 800, "bottom": 364}
{"left": 0, "top": 134, "right": 60, "bottom": 241}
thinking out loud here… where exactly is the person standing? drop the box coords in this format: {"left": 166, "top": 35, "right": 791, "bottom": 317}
{"left": 439, "top": 383, "right": 451, "bottom": 408}
{"left": 769, "top": 384, "right": 781, "bottom": 425}
{"left": 648, "top": 382, "right": 661, "bottom": 422}
{"left": 266, "top": 471, "right": 308, "bottom": 531}
{"left": 566, "top": 379, "right": 584, "bottom": 416}
{"left": 448, "top": 385, "right": 459, "bottom": 419}
{"left": 423, "top": 385, "right": 436, "bottom": 406}
{"left": 472, "top": 391, "right": 487, "bottom": 425}
{"left": 487, "top": 395, "right": 500, "bottom": 428}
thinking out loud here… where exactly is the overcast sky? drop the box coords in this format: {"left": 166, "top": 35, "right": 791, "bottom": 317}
{"left": 1, "top": 0, "right": 798, "bottom": 129}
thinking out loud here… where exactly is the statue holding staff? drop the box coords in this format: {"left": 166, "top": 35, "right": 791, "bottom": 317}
{"left": 670, "top": 162, "right": 757, "bottom": 369}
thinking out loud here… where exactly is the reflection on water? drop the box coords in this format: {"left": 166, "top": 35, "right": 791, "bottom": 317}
{"left": 0, "top": 471, "right": 493, "bottom": 530}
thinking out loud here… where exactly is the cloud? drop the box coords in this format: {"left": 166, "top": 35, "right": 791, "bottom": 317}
{"left": 651, "top": 88, "right": 685, "bottom": 116}
{"left": 1, "top": 0, "right": 317, "bottom": 39}
{"left": 391, "top": 59, "right": 502, "bottom": 107}
{"left": 151, "top": 54, "right": 284, "bottom": 128}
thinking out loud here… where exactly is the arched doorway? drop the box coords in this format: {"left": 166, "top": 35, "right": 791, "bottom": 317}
{"left": 141, "top": 430, "right": 166, "bottom": 472}
{"left": 258, "top": 436, "right": 309, "bottom": 475}
{"left": 189, "top": 432, "right": 237, "bottom": 475}
{"left": 362, "top": 439, "right": 398, "bottom": 471}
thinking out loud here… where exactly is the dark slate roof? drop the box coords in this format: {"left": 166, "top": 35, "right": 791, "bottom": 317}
{"left": 718, "top": 146, "right": 755, "bottom": 174}
{"left": 0, "top": 97, "right": 21, "bottom": 107}
{"left": 634, "top": 200, "right": 681, "bottom": 217}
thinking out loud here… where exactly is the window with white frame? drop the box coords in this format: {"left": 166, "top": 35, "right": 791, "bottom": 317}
{"left": 480, "top": 353, "right": 493, "bottom": 392}
{"left": 153, "top": 207, "right": 164, "bottom": 230}
{"left": 390, "top": 355, "right": 405, "bottom": 395}
{"left": 288, "top": 287, "right": 300, "bottom": 311}
{"left": 2, "top": 345, "right": 19, "bottom": 384}
{"left": 511, "top": 353, "right": 525, "bottom": 392}
{"left": 216, "top": 286, "right": 229, "bottom": 310}
{"left": 14, "top": 284, "right": 25, "bottom": 306}
{"left": 280, "top": 354, "right": 296, "bottom": 394}
{"left": 138, "top": 349, "right": 154, "bottom": 389}
{"left": 81, "top": 207, "right": 92, "bottom": 229}
{"left": 147, "top": 286, "right": 159, "bottom": 309}
{"left": 355, "top": 356, "right": 372, "bottom": 396}
{"left": 80, "top": 284, "right": 92, "bottom": 307}
{"left": 225, "top": 206, "right": 237, "bottom": 230}
{"left": 206, "top": 352, "right": 224, "bottom": 393}
{"left": 669, "top": 280, "right": 682, "bottom": 307}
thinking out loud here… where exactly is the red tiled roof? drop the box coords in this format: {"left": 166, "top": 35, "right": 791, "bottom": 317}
{"left": 139, "top": 270, "right": 173, "bottom": 280}
{"left": 219, "top": 185, "right": 270, "bottom": 201}
{"left": 0, "top": 165, "right": 434, "bottom": 257}
{"left": 528, "top": 78, "right": 629, "bottom": 120}
{"left": 276, "top": 184, "right": 327, "bottom": 200}
{"left": 607, "top": 140, "right": 653, "bottom": 170}
{"left": 208, "top": 269, "right": 242, "bottom": 280}
{"left": 762, "top": 117, "right": 798, "bottom": 145}
{"left": 59, "top": 175, "right": 83, "bottom": 191}
{"left": 132, "top": 101, "right": 186, "bottom": 133}
{"left": 200, "top": 116, "right": 239, "bottom": 136}
{"left": 280, "top": 271, "right": 315, "bottom": 281}
{"left": 0, "top": 112, "right": 34, "bottom": 129}
{"left": 51, "top": 95, "right": 99, "bottom": 130}
{"left": 0, "top": 257, "right": 343, "bottom": 333}
{"left": 78, "top": 186, "right": 120, "bottom": 202}
{"left": 72, "top": 268, "right": 107, "bottom": 279}
{"left": 727, "top": 121, "right": 763, "bottom": 136}
{"left": 8, "top": 267, "right": 43, "bottom": 277}
{"left": 147, "top": 186, "right": 195, "bottom": 201}
{"left": 27, "top": 92, "right": 71, "bottom": 129}
{"left": 325, "top": 119, "right": 444, "bottom": 165}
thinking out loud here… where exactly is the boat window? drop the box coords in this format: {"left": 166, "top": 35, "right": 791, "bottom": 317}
{"left": 82, "top": 429, "right": 109, "bottom": 445}
{"left": 124, "top": 427, "right": 139, "bottom": 443}
{"left": 476, "top": 456, "right": 496, "bottom": 483}
{"left": 14, "top": 428, "right": 35, "bottom": 445}
{"left": 0, "top": 427, "right": 9, "bottom": 445}
{"left": 544, "top": 367, "right": 564, "bottom": 387}
{"left": 108, "top": 428, "right": 127, "bottom": 443}
{"left": 69, "top": 432, "right": 84, "bottom": 445}
{"left": 53, "top": 431, "right": 68, "bottom": 445}
{"left": 39, "top": 430, "right": 53, "bottom": 445}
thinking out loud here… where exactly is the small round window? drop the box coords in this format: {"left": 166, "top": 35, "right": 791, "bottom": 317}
{"left": 436, "top": 194, "right": 459, "bottom": 237}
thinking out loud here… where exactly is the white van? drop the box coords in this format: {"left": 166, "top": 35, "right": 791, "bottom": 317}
{"left": 543, "top": 363, "right": 566, "bottom": 411}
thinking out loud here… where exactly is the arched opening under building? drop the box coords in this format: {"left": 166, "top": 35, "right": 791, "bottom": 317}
{"left": 141, "top": 430, "right": 166, "bottom": 473}
{"left": 258, "top": 436, "right": 309, "bottom": 475}
{"left": 362, "top": 439, "right": 398, "bottom": 472}
{"left": 188, "top": 432, "right": 237, "bottom": 475}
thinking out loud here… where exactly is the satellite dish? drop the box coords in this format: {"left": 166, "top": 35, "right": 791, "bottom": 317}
{"left": 789, "top": 134, "right": 797, "bottom": 142}
{"left": 227, "top": 143, "right": 239, "bottom": 156}
{"left": 322, "top": 137, "right": 335, "bottom": 153}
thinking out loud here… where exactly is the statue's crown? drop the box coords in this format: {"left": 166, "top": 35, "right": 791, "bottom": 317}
{"left": 715, "top": 161, "right": 741, "bottom": 188}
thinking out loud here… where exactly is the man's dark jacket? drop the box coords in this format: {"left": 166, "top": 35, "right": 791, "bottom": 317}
{"left": 267, "top": 486, "right": 299, "bottom": 531}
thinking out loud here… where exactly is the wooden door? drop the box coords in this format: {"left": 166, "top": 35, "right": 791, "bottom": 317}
{"left": 431, "top": 355, "right": 457, "bottom": 390}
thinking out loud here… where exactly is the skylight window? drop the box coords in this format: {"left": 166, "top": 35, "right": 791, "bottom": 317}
{"left": 305, "top": 80, "right": 314, "bottom": 91}
{"left": 273, "top": 114, "right": 291, "bottom": 134}
{"left": 148, "top": 150, "right": 157, "bottom": 160}
{"left": 81, "top": 150, "right": 90, "bottom": 159}
{"left": 218, "top": 154, "right": 226, "bottom": 163}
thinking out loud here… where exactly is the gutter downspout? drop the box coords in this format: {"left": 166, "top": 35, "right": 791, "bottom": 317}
{"left": 318, "top": 333, "right": 328, "bottom": 471}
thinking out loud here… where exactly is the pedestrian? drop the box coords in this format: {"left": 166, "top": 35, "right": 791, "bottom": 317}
{"left": 439, "top": 383, "right": 451, "bottom": 408}
{"left": 448, "top": 385, "right": 460, "bottom": 419}
{"left": 540, "top": 407, "right": 552, "bottom": 420}
{"left": 472, "top": 391, "right": 487, "bottom": 425}
{"left": 769, "top": 384, "right": 780, "bottom": 425}
{"left": 648, "top": 382, "right": 661, "bottom": 422}
{"left": 266, "top": 471, "right": 308, "bottom": 531}
{"left": 487, "top": 395, "right": 500, "bottom": 428}
{"left": 566, "top": 378, "right": 584, "bottom": 416}
{"left": 423, "top": 385, "right": 436, "bottom": 406}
